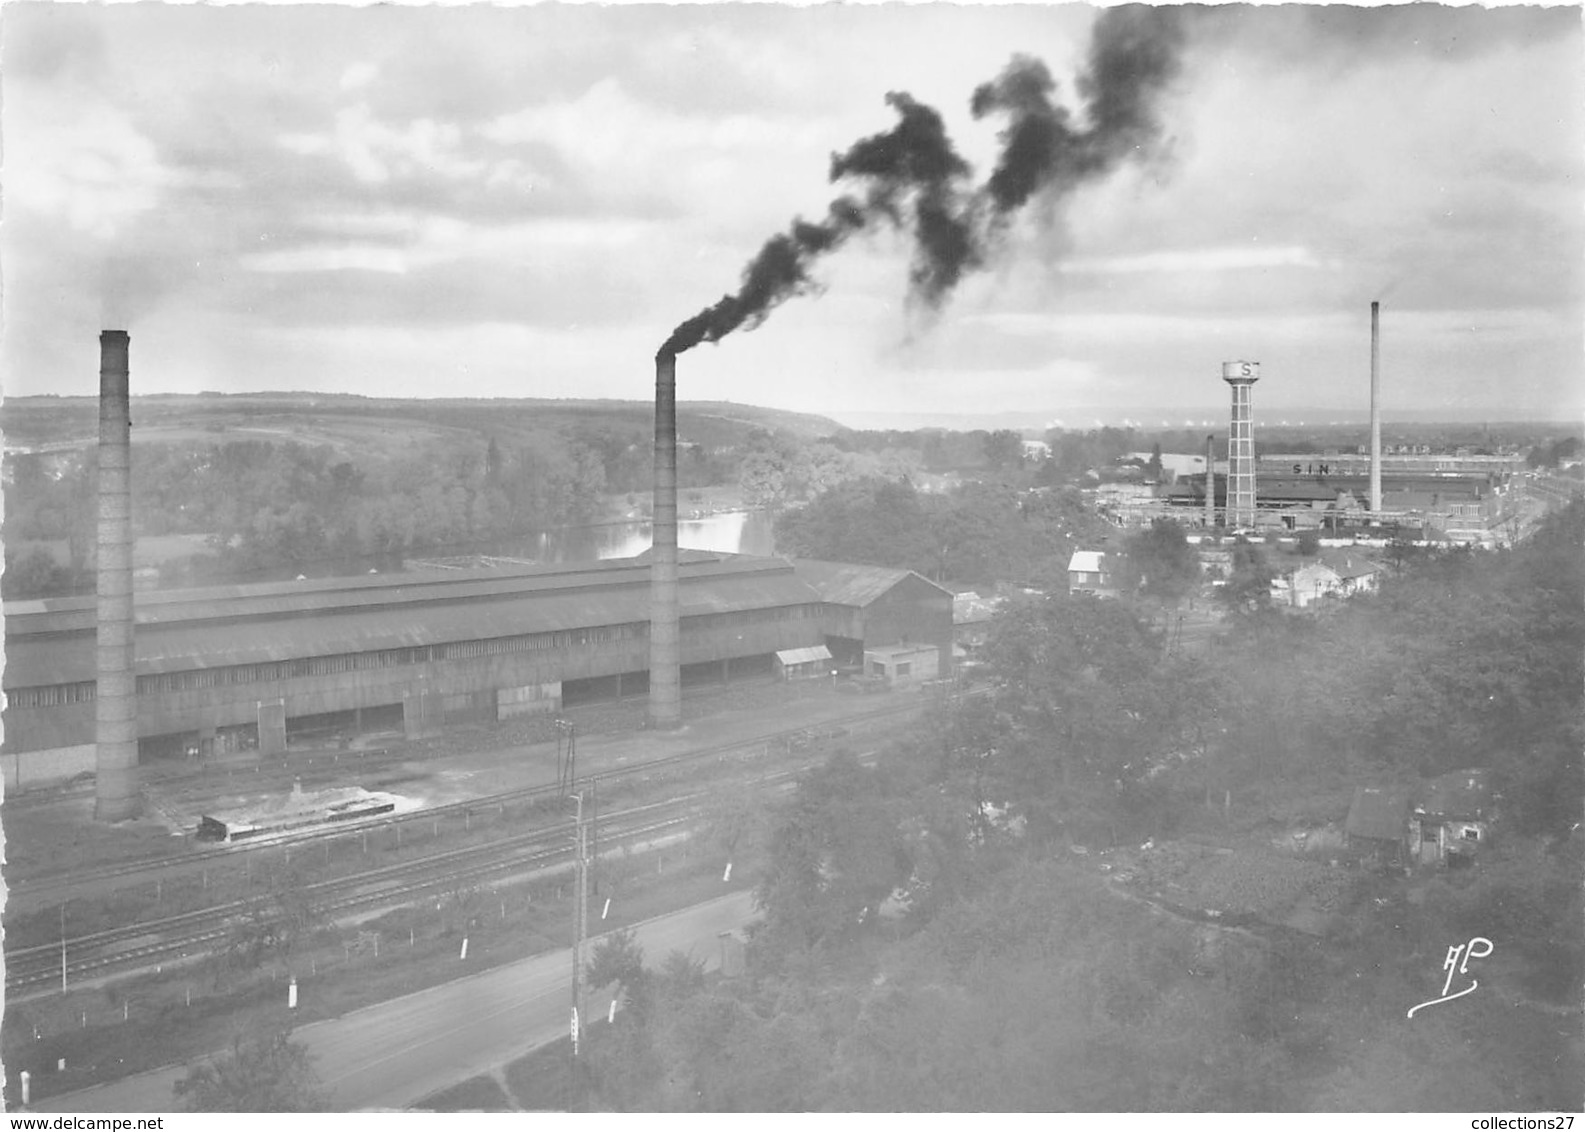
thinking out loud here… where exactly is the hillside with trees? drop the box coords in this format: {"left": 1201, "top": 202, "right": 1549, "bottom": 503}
{"left": 774, "top": 478, "right": 1111, "bottom": 588}
{"left": 1, "top": 394, "right": 840, "bottom": 595}
{"left": 575, "top": 501, "right": 1584, "bottom": 1111}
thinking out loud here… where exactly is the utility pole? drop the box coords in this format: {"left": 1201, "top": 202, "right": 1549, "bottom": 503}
{"left": 60, "top": 903, "right": 68, "bottom": 994}
{"left": 556, "top": 719, "right": 576, "bottom": 794}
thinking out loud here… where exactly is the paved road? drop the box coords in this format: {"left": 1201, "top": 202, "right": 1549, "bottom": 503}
{"left": 31, "top": 889, "right": 758, "bottom": 1113}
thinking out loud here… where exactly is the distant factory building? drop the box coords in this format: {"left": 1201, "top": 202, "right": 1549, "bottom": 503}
{"left": 2, "top": 550, "right": 952, "bottom": 792}
{"left": 790, "top": 559, "right": 955, "bottom": 676}
{"left": 1128, "top": 452, "right": 1208, "bottom": 481}
{"left": 1163, "top": 465, "right": 1505, "bottom": 540}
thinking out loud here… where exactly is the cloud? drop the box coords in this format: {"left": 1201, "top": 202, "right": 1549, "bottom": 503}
{"left": 1065, "top": 245, "right": 1340, "bottom": 274}
{"left": 1, "top": 2, "right": 1577, "bottom": 421}
{"left": 5, "top": 97, "right": 175, "bottom": 240}
{"left": 1, "top": 3, "right": 107, "bottom": 83}
{"left": 339, "top": 62, "right": 378, "bottom": 92}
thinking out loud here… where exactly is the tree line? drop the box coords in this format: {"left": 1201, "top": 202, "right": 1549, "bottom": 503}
{"left": 3, "top": 434, "right": 622, "bottom": 592}
{"left": 774, "top": 477, "right": 1113, "bottom": 588}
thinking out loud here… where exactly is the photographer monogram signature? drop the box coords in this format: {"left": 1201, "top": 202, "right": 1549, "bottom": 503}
{"left": 1407, "top": 935, "right": 1493, "bottom": 1019}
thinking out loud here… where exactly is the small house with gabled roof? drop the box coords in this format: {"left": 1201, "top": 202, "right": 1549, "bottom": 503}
{"left": 1067, "top": 550, "right": 1114, "bottom": 596}
{"left": 1410, "top": 768, "right": 1492, "bottom": 867}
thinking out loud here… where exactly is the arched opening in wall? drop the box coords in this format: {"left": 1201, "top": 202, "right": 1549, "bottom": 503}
{"left": 287, "top": 709, "right": 360, "bottom": 747}
{"left": 824, "top": 637, "right": 865, "bottom": 673}
{"left": 214, "top": 722, "right": 259, "bottom": 756}
{"left": 563, "top": 671, "right": 648, "bottom": 707}
{"left": 287, "top": 703, "right": 405, "bottom": 749}
{"left": 723, "top": 652, "right": 774, "bottom": 681}
{"left": 681, "top": 660, "right": 727, "bottom": 688}
{"left": 138, "top": 731, "right": 198, "bottom": 764}
{"left": 357, "top": 703, "right": 405, "bottom": 734}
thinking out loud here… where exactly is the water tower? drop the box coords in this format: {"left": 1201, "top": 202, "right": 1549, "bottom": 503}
{"left": 1222, "top": 361, "right": 1259, "bottom": 530}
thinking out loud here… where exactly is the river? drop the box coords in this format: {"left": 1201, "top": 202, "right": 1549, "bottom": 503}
{"left": 426, "top": 508, "right": 778, "bottom": 566}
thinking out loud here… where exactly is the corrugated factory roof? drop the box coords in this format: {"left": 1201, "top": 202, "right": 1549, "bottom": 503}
{"left": 4, "top": 553, "right": 777, "bottom": 638}
{"left": 792, "top": 559, "right": 941, "bottom": 607}
{"left": 4, "top": 555, "right": 821, "bottom": 686}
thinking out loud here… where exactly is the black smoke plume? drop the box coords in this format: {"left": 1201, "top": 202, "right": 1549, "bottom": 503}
{"left": 659, "top": 4, "right": 1184, "bottom": 359}
{"left": 972, "top": 7, "right": 1184, "bottom": 223}
{"left": 658, "top": 92, "right": 975, "bottom": 357}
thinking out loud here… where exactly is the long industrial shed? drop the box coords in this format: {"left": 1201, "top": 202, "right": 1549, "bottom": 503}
{"left": 2, "top": 551, "right": 952, "bottom": 791}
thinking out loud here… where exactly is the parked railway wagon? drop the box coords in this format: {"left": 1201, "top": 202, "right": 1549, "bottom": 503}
{"left": 196, "top": 789, "right": 398, "bottom": 842}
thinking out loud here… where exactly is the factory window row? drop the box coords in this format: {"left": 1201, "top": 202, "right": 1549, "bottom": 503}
{"left": 439, "top": 623, "right": 645, "bottom": 660}
{"left": 136, "top": 647, "right": 440, "bottom": 693}
{"left": 12, "top": 624, "right": 659, "bottom": 706}
{"left": 7, "top": 681, "right": 98, "bottom": 709}
{"left": 685, "top": 605, "right": 820, "bottom": 631}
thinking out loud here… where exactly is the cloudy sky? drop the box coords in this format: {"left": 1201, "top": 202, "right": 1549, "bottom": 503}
{"left": 2, "top": 2, "right": 1581, "bottom": 425}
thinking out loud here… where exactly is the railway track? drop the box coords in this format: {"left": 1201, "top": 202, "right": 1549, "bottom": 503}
{"left": 3, "top": 693, "right": 959, "bottom": 993}
{"left": 3, "top": 793, "right": 709, "bottom": 994}
{"left": 7, "top": 699, "right": 928, "bottom": 902}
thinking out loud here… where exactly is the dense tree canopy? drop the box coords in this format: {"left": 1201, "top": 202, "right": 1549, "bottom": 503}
{"left": 572, "top": 502, "right": 1583, "bottom": 1113}
{"left": 774, "top": 478, "right": 1108, "bottom": 587}
{"left": 1116, "top": 518, "right": 1200, "bottom": 605}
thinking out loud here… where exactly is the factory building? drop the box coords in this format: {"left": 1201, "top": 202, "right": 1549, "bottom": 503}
{"left": 1162, "top": 460, "right": 1508, "bottom": 539}
{"left": 2, "top": 550, "right": 953, "bottom": 792}
{"left": 791, "top": 559, "right": 955, "bottom": 673}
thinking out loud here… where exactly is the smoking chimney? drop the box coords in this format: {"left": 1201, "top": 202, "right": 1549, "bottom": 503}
{"left": 95, "top": 331, "right": 140, "bottom": 821}
{"left": 648, "top": 352, "right": 681, "bottom": 730}
{"left": 1222, "top": 361, "right": 1260, "bottom": 530}
{"left": 1369, "top": 301, "right": 1382, "bottom": 517}
{"left": 1204, "top": 433, "right": 1216, "bottom": 529}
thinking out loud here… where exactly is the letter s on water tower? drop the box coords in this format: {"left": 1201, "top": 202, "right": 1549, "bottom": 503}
{"left": 1221, "top": 361, "right": 1261, "bottom": 379}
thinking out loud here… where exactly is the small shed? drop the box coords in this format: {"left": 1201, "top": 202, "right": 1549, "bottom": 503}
{"left": 774, "top": 645, "right": 833, "bottom": 682}
{"left": 1067, "top": 550, "right": 1114, "bottom": 596}
{"left": 863, "top": 642, "right": 939, "bottom": 687}
{"left": 1411, "top": 768, "right": 1492, "bottom": 867}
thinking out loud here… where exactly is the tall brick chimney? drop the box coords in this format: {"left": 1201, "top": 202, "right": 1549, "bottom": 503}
{"left": 648, "top": 351, "right": 681, "bottom": 729}
{"left": 1204, "top": 433, "right": 1216, "bottom": 529}
{"left": 95, "top": 331, "right": 140, "bottom": 820}
{"left": 1370, "top": 301, "right": 1383, "bottom": 517}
